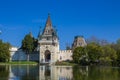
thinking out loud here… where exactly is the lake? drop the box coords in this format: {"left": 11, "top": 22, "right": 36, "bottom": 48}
{"left": 0, "top": 65, "right": 120, "bottom": 80}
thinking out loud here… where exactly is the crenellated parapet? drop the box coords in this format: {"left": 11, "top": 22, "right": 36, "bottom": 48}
{"left": 59, "top": 50, "right": 72, "bottom": 53}
{"left": 58, "top": 50, "right": 73, "bottom": 61}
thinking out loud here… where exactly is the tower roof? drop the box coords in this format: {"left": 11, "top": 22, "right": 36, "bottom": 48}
{"left": 45, "top": 14, "right": 52, "bottom": 27}
{"left": 43, "top": 14, "right": 53, "bottom": 35}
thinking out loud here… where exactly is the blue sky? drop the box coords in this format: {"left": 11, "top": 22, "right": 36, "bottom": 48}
{"left": 0, "top": 0, "right": 120, "bottom": 49}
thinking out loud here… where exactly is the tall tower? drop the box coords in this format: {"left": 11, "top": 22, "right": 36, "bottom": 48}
{"left": 38, "top": 14, "right": 59, "bottom": 64}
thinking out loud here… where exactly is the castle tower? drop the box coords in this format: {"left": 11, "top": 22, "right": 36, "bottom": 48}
{"left": 38, "top": 14, "right": 59, "bottom": 64}
{"left": 72, "top": 36, "right": 87, "bottom": 50}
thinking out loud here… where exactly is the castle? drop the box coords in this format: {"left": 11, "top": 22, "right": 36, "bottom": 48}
{"left": 10, "top": 15, "right": 87, "bottom": 64}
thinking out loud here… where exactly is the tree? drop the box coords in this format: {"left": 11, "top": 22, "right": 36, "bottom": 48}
{"left": 111, "top": 39, "right": 120, "bottom": 65}
{"left": 0, "top": 40, "right": 11, "bottom": 62}
{"left": 86, "top": 43, "right": 103, "bottom": 63}
{"left": 100, "top": 45, "right": 117, "bottom": 65}
{"left": 72, "top": 47, "right": 87, "bottom": 64}
{"left": 21, "top": 33, "right": 35, "bottom": 61}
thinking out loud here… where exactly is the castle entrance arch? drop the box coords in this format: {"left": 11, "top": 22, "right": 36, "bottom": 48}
{"left": 44, "top": 50, "right": 51, "bottom": 62}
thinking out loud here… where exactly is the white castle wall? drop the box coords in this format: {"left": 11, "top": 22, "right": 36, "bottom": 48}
{"left": 10, "top": 47, "right": 39, "bottom": 61}
{"left": 10, "top": 47, "right": 73, "bottom": 62}
{"left": 58, "top": 50, "right": 73, "bottom": 61}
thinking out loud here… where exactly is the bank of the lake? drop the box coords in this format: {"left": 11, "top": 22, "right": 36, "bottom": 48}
{"left": 0, "top": 61, "right": 38, "bottom": 65}
{"left": 55, "top": 61, "right": 120, "bottom": 67}
{"left": 55, "top": 61, "right": 79, "bottom": 66}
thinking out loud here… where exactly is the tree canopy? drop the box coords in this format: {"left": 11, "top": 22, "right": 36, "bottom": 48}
{"left": 21, "top": 33, "right": 37, "bottom": 61}
{"left": 21, "top": 33, "right": 35, "bottom": 54}
{"left": 72, "top": 47, "right": 86, "bottom": 63}
{"left": 73, "top": 42, "right": 118, "bottom": 66}
{"left": 0, "top": 40, "right": 11, "bottom": 62}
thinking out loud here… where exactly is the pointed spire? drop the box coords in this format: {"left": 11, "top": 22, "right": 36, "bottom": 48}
{"left": 43, "top": 13, "right": 53, "bottom": 35}
{"left": 45, "top": 13, "right": 52, "bottom": 28}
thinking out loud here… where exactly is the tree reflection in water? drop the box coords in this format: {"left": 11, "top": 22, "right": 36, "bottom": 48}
{"left": 72, "top": 66, "right": 120, "bottom": 80}
{"left": 11, "top": 65, "right": 39, "bottom": 80}
{"left": 0, "top": 65, "right": 9, "bottom": 80}
{"left": 72, "top": 66, "right": 88, "bottom": 80}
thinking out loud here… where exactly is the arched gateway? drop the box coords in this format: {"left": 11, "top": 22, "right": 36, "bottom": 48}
{"left": 45, "top": 50, "right": 51, "bottom": 62}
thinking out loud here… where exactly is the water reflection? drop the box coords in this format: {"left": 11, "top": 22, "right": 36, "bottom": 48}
{"left": 0, "top": 65, "right": 120, "bottom": 80}
{"left": 0, "top": 65, "right": 9, "bottom": 80}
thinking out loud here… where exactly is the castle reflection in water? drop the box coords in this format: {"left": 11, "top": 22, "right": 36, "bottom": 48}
{"left": 7, "top": 65, "right": 88, "bottom": 80}
{"left": 1, "top": 65, "right": 119, "bottom": 80}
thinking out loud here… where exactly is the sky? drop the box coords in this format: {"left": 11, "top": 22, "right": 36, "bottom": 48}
{"left": 0, "top": 0, "right": 120, "bottom": 49}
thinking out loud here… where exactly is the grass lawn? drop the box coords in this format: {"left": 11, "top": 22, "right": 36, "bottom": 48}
{"left": 0, "top": 61, "right": 38, "bottom": 65}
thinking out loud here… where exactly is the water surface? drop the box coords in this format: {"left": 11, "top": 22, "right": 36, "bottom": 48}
{"left": 0, "top": 65, "right": 120, "bottom": 80}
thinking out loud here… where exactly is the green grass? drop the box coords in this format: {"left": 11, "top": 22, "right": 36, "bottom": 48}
{"left": 55, "top": 61, "right": 78, "bottom": 66}
{"left": 0, "top": 61, "right": 38, "bottom": 65}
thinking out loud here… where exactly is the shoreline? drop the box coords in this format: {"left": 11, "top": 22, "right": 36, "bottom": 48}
{"left": 0, "top": 61, "right": 38, "bottom": 65}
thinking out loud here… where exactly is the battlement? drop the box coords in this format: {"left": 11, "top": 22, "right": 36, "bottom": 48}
{"left": 59, "top": 50, "right": 72, "bottom": 53}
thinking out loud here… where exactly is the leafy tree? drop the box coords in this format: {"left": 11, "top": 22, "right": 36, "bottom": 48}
{"left": 72, "top": 47, "right": 87, "bottom": 64}
{"left": 0, "top": 40, "right": 11, "bottom": 62}
{"left": 21, "top": 33, "right": 35, "bottom": 61}
{"left": 111, "top": 39, "right": 120, "bottom": 65}
{"left": 87, "top": 43, "right": 103, "bottom": 63}
{"left": 100, "top": 45, "right": 117, "bottom": 65}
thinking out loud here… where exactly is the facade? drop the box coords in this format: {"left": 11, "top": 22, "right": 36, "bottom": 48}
{"left": 10, "top": 15, "right": 87, "bottom": 64}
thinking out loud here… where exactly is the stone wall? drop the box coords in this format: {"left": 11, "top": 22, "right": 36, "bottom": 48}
{"left": 10, "top": 47, "right": 73, "bottom": 62}
{"left": 10, "top": 49, "right": 39, "bottom": 61}
{"left": 58, "top": 50, "right": 73, "bottom": 61}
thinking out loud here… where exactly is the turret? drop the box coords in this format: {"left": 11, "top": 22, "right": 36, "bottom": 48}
{"left": 72, "top": 35, "right": 87, "bottom": 50}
